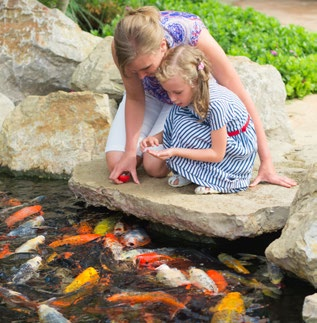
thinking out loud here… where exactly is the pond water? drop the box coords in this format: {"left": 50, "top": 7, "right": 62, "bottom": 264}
{"left": 0, "top": 174, "right": 314, "bottom": 322}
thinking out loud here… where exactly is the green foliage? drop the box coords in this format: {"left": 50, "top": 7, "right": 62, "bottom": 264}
{"left": 38, "top": 0, "right": 317, "bottom": 99}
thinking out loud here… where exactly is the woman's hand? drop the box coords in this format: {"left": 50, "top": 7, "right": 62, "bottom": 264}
{"left": 109, "top": 152, "right": 139, "bottom": 184}
{"left": 250, "top": 161, "right": 297, "bottom": 188}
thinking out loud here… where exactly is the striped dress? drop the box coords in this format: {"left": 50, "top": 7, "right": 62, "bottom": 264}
{"left": 163, "top": 79, "right": 258, "bottom": 193}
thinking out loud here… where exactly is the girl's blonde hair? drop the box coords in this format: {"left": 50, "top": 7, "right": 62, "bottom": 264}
{"left": 114, "top": 6, "right": 164, "bottom": 77}
{"left": 156, "top": 45, "right": 211, "bottom": 120}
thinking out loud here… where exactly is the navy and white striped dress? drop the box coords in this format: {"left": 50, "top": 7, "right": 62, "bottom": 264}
{"left": 163, "top": 79, "right": 258, "bottom": 193}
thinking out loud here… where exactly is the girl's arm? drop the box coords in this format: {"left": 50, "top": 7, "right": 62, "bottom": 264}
{"left": 196, "top": 29, "right": 297, "bottom": 188}
{"left": 149, "top": 127, "right": 227, "bottom": 162}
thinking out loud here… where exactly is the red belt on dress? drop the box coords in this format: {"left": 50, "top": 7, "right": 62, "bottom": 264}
{"left": 227, "top": 115, "right": 250, "bottom": 137}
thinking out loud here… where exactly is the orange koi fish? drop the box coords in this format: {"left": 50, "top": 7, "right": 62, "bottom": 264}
{"left": 119, "top": 228, "right": 151, "bottom": 248}
{"left": 76, "top": 221, "right": 93, "bottom": 234}
{"left": 64, "top": 266, "right": 100, "bottom": 294}
{"left": 136, "top": 252, "right": 174, "bottom": 269}
{"left": 218, "top": 253, "right": 250, "bottom": 274}
{"left": 0, "top": 243, "right": 13, "bottom": 259}
{"left": 0, "top": 197, "right": 21, "bottom": 207}
{"left": 107, "top": 290, "right": 186, "bottom": 315}
{"left": 5, "top": 205, "right": 43, "bottom": 227}
{"left": 48, "top": 233, "right": 101, "bottom": 248}
{"left": 210, "top": 292, "right": 245, "bottom": 323}
{"left": 206, "top": 270, "right": 228, "bottom": 292}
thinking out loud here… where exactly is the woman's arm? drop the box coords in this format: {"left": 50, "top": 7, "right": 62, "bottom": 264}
{"left": 108, "top": 41, "right": 145, "bottom": 184}
{"left": 196, "top": 29, "right": 297, "bottom": 188}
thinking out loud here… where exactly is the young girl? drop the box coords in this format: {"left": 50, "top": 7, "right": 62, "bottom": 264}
{"left": 106, "top": 6, "right": 296, "bottom": 189}
{"left": 140, "top": 45, "right": 257, "bottom": 194}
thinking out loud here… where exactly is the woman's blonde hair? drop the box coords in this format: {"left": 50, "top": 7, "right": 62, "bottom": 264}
{"left": 156, "top": 45, "right": 211, "bottom": 120}
{"left": 114, "top": 6, "right": 164, "bottom": 77}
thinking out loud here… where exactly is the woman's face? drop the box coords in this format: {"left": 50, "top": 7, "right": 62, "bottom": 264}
{"left": 161, "top": 75, "right": 195, "bottom": 107}
{"left": 126, "top": 41, "right": 167, "bottom": 79}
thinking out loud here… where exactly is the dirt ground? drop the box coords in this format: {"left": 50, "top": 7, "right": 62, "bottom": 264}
{"left": 232, "top": 0, "right": 317, "bottom": 32}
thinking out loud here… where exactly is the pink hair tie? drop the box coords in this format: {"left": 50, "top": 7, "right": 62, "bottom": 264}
{"left": 197, "top": 61, "right": 204, "bottom": 71}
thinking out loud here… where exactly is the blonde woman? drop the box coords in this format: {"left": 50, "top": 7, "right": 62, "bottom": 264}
{"left": 106, "top": 6, "right": 296, "bottom": 188}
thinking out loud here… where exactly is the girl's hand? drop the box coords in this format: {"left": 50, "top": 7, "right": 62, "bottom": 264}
{"left": 140, "top": 136, "right": 160, "bottom": 152}
{"left": 250, "top": 162, "right": 297, "bottom": 188}
{"left": 147, "top": 148, "right": 174, "bottom": 160}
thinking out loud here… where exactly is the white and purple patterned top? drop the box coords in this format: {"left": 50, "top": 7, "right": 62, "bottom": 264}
{"left": 142, "top": 11, "right": 206, "bottom": 104}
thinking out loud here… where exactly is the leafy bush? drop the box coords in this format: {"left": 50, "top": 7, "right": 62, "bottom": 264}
{"left": 39, "top": 0, "right": 317, "bottom": 99}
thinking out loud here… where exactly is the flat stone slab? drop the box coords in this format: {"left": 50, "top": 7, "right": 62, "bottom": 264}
{"left": 68, "top": 159, "right": 299, "bottom": 240}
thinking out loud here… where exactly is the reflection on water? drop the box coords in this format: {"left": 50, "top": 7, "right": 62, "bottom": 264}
{"left": 0, "top": 174, "right": 314, "bottom": 322}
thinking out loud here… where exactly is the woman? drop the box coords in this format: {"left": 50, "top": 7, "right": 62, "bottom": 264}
{"left": 105, "top": 6, "right": 296, "bottom": 188}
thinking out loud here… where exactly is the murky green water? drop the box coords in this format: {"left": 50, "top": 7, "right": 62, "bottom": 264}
{"left": 0, "top": 174, "right": 314, "bottom": 322}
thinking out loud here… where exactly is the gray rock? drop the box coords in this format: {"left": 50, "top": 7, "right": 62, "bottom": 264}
{"left": 266, "top": 163, "right": 317, "bottom": 288}
{"left": 68, "top": 159, "right": 298, "bottom": 240}
{"left": 0, "top": 91, "right": 116, "bottom": 176}
{"left": 0, "top": 0, "right": 101, "bottom": 104}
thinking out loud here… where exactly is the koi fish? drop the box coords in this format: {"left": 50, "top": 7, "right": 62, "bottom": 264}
{"left": 107, "top": 290, "right": 186, "bottom": 314}
{"left": 206, "top": 269, "right": 228, "bottom": 292}
{"left": 119, "top": 228, "right": 151, "bottom": 248}
{"left": 0, "top": 243, "right": 13, "bottom": 259}
{"left": 0, "top": 286, "right": 38, "bottom": 310}
{"left": 48, "top": 233, "right": 101, "bottom": 248}
{"left": 103, "top": 233, "right": 124, "bottom": 260}
{"left": 156, "top": 264, "right": 191, "bottom": 287}
{"left": 266, "top": 260, "right": 284, "bottom": 285}
{"left": 64, "top": 266, "right": 100, "bottom": 294}
{"left": 93, "top": 215, "right": 122, "bottom": 235}
{"left": 12, "top": 255, "right": 42, "bottom": 284}
{"left": 113, "top": 220, "right": 129, "bottom": 236}
{"left": 136, "top": 252, "right": 175, "bottom": 269}
{"left": 188, "top": 267, "right": 218, "bottom": 294}
{"left": 0, "top": 196, "right": 21, "bottom": 207}
{"left": 210, "top": 292, "right": 245, "bottom": 323}
{"left": 7, "top": 215, "right": 45, "bottom": 237}
{"left": 15, "top": 235, "right": 45, "bottom": 253}
{"left": 218, "top": 253, "right": 250, "bottom": 274}
{"left": 223, "top": 272, "right": 282, "bottom": 298}
{"left": 38, "top": 304, "right": 71, "bottom": 323}
{"left": 5, "top": 205, "right": 43, "bottom": 227}
{"left": 75, "top": 221, "right": 93, "bottom": 234}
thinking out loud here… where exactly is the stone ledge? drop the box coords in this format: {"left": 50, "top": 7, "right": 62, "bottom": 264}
{"left": 68, "top": 159, "right": 298, "bottom": 240}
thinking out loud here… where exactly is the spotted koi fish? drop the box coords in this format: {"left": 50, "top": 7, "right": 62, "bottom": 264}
{"left": 5, "top": 205, "right": 43, "bottom": 227}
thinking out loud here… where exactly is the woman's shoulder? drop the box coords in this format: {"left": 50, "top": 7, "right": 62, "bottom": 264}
{"left": 160, "top": 11, "right": 206, "bottom": 47}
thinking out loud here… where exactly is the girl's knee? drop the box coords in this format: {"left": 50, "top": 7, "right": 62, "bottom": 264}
{"left": 143, "top": 155, "right": 169, "bottom": 178}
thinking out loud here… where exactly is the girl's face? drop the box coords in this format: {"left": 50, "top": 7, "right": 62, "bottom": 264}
{"left": 161, "top": 75, "right": 195, "bottom": 107}
{"left": 126, "top": 41, "right": 167, "bottom": 80}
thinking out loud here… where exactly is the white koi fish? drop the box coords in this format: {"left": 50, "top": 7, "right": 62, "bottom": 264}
{"left": 12, "top": 255, "right": 42, "bottom": 284}
{"left": 38, "top": 304, "right": 70, "bottom": 323}
{"left": 155, "top": 264, "right": 190, "bottom": 287}
{"left": 7, "top": 216, "right": 45, "bottom": 237}
{"left": 188, "top": 267, "right": 218, "bottom": 293}
{"left": 15, "top": 235, "right": 45, "bottom": 253}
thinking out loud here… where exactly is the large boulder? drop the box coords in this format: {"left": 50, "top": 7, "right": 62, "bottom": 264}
{"left": 0, "top": 0, "right": 101, "bottom": 104}
{"left": 71, "top": 36, "right": 124, "bottom": 101}
{"left": 265, "top": 163, "right": 317, "bottom": 288}
{"left": 0, "top": 91, "right": 116, "bottom": 176}
{"left": 0, "top": 93, "right": 14, "bottom": 130}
